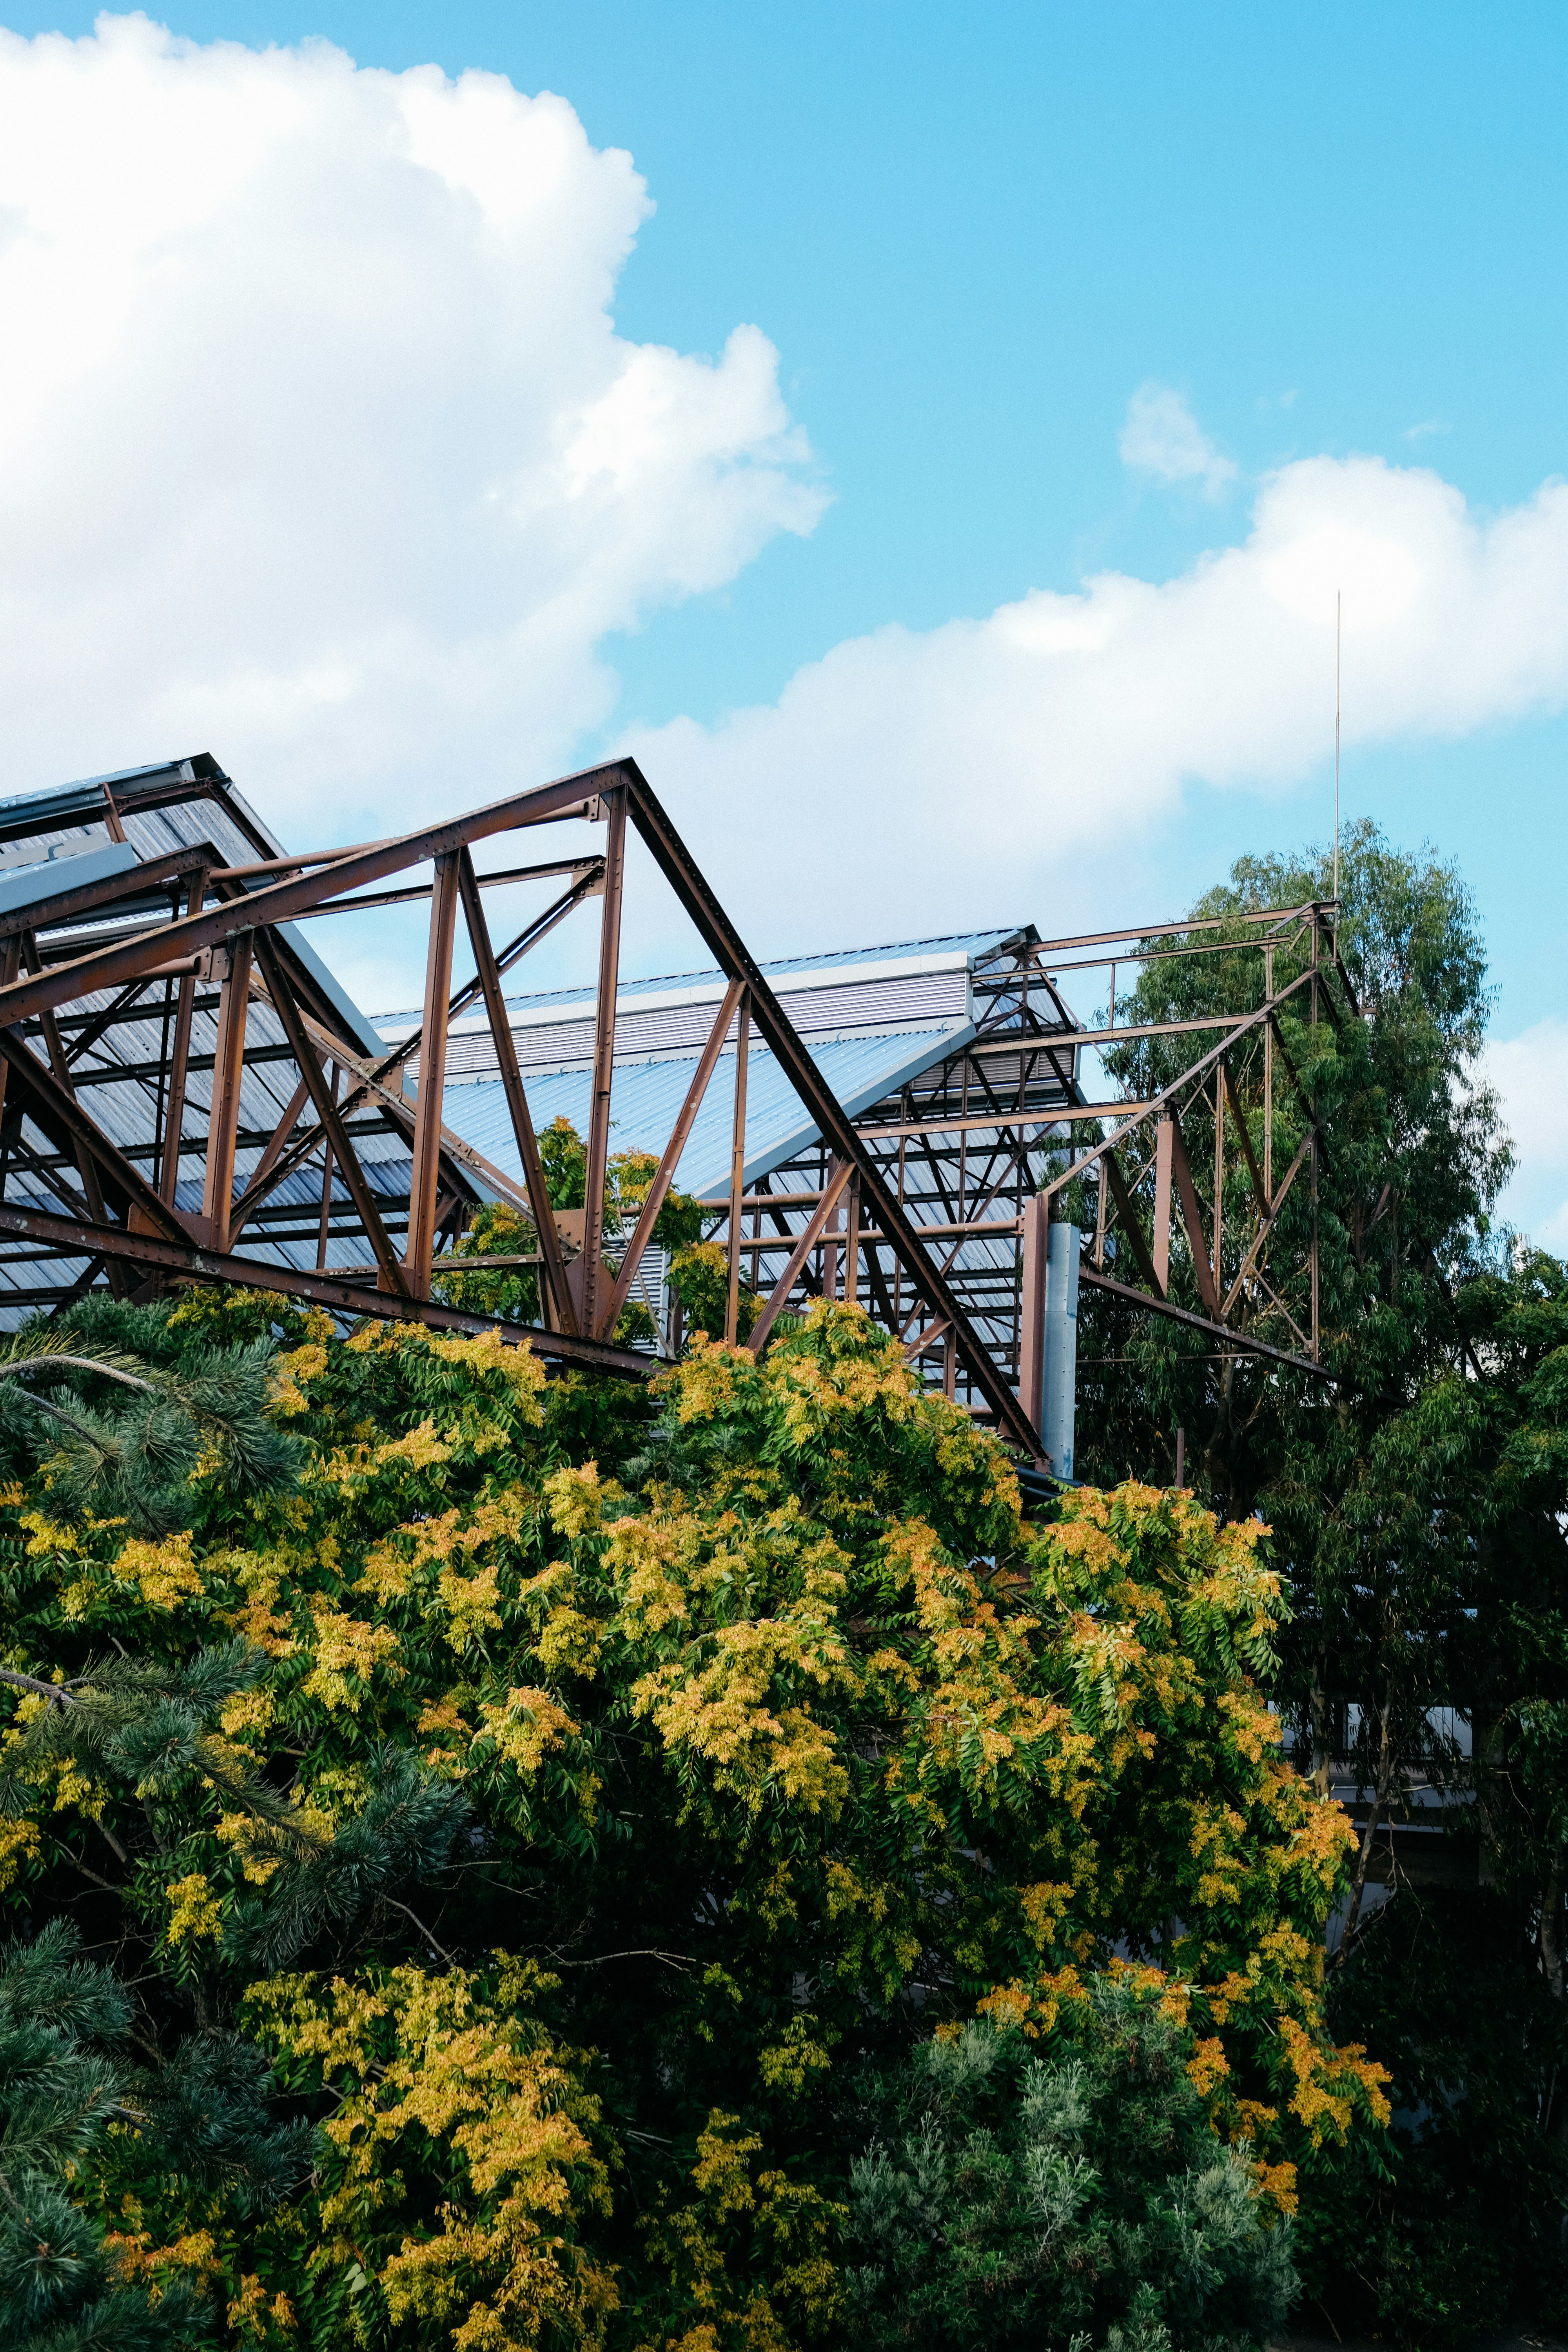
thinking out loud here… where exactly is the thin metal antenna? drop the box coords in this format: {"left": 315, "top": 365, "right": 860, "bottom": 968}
{"left": 1333, "top": 589, "right": 1341, "bottom": 910}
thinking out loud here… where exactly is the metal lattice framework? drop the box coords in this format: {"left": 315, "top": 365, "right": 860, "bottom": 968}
{"left": 695, "top": 905, "right": 1351, "bottom": 1430}
{"left": 0, "top": 751, "right": 1347, "bottom": 1461}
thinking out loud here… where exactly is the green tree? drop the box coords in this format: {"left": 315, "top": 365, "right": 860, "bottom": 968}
{"left": 1080, "top": 819, "right": 1568, "bottom": 2338}
{"left": 434, "top": 1117, "right": 702, "bottom": 1345}
{"left": 846, "top": 1987, "right": 1296, "bottom": 2351}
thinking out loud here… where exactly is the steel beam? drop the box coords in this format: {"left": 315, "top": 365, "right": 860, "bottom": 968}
{"left": 748, "top": 1159, "right": 853, "bottom": 1354}
{"left": 456, "top": 849, "right": 575, "bottom": 1335}
{"left": 597, "top": 978, "right": 741, "bottom": 1343}
{"left": 0, "top": 1201, "right": 655, "bottom": 1373}
{"left": 1074, "top": 1268, "right": 1333, "bottom": 1377}
{"left": 626, "top": 773, "right": 1042, "bottom": 1455}
{"left": 0, "top": 760, "right": 633, "bottom": 1034}
{"left": 250, "top": 934, "right": 410, "bottom": 1299}
{"left": 0, "top": 843, "right": 214, "bottom": 947}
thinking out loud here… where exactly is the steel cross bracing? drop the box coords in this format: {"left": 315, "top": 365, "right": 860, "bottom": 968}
{"left": 0, "top": 752, "right": 1343, "bottom": 1461}
{"left": 693, "top": 905, "right": 1347, "bottom": 1443}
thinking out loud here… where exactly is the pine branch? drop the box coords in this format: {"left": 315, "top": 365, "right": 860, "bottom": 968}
{"left": 0, "top": 1665, "right": 80, "bottom": 1706}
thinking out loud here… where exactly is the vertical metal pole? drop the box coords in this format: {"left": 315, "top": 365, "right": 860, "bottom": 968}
{"left": 894, "top": 1116, "right": 907, "bottom": 1329}
{"left": 1094, "top": 1150, "right": 1109, "bottom": 1269}
{"left": 724, "top": 992, "right": 750, "bottom": 1346}
{"left": 0, "top": 936, "right": 19, "bottom": 1134}
{"left": 151, "top": 976, "right": 172, "bottom": 1199}
{"left": 160, "top": 872, "right": 204, "bottom": 1210}
{"left": 316, "top": 1062, "right": 338, "bottom": 1271}
{"left": 844, "top": 1169, "right": 860, "bottom": 1307}
{"left": 405, "top": 853, "right": 461, "bottom": 1299}
{"left": 1018, "top": 1191, "right": 1048, "bottom": 1436}
{"left": 822, "top": 1189, "right": 840, "bottom": 1303}
{"left": 1212, "top": 1066, "right": 1225, "bottom": 1300}
{"left": 581, "top": 789, "right": 626, "bottom": 1341}
{"left": 1152, "top": 1114, "right": 1173, "bottom": 1298}
{"left": 1263, "top": 945, "right": 1273, "bottom": 1203}
{"left": 0, "top": 938, "right": 21, "bottom": 1222}
{"left": 201, "top": 931, "right": 254, "bottom": 1253}
{"left": 1041, "top": 1218, "right": 1080, "bottom": 1479}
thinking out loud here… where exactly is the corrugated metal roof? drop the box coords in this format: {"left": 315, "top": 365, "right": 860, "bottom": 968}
{"left": 376, "top": 927, "right": 1021, "bottom": 1037}
{"left": 436, "top": 1022, "right": 975, "bottom": 1200}
{"left": 378, "top": 930, "right": 1027, "bottom": 1140}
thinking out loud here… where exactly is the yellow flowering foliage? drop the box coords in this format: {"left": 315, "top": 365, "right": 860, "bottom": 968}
{"left": 635, "top": 2109, "right": 844, "bottom": 2352}
{"left": 165, "top": 1871, "right": 224, "bottom": 1945}
{"left": 113, "top": 1531, "right": 205, "bottom": 1612}
{"left": 0, "top": 1289, "right": 1389, "bottom": 2346}
{"left": 269, "top": 1341, "right": 328, "bottom": 1417}
{"left": 245, "top": 1960, "right": 617, "bottom": 2351}
{"left": 0, "top": 1811, "right": 40, "bottom": 1890}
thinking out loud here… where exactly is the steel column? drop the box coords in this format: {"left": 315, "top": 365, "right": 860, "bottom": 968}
{"left": 405, "top": 853, "right": 461, "bottom": 1299}
{"left": 1018, "top": 1191, "right": 1048, "bottom": 1432}
{"left": 200, "top": 932, "right": 254, "bottom": 1252}
{"left": 724, "top": 993, "right": 751, "bottom": 1346}
{"left": 316, "top": 1064, "right": 338, "bottom": 1272}
{"left": 1263, "top": 944, "right": 1274, "bottom": 1200}
{"left": 1152, "top": 1114, "right": 1173, "bottom": 1297}
{"left": 580, "top": 789, "right": 626, "bottom": 1340}
{"left": 844, "top": 1169, "right": 861, "bottom": 1307}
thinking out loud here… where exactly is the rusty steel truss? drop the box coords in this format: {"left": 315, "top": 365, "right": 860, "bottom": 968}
{"left": 700, "top": 906, "right": 1351, "bottom": 1438}
{"left": 0, "top": 753, "right": 1345, "bottom": 1463}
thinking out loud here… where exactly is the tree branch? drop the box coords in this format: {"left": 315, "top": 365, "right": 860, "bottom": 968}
{"left": 0, "top": 1665, "right": 79, "bottom": 1706}
{"left": 379, "top": 1893, "right": 458, "bottom": 1968}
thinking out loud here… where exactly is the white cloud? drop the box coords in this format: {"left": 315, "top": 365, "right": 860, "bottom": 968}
{"left": 1120, "top": 382, "right": 1237, "bottom": 495}
{"left": 1486, "top": 1020, "right": 1568, "bottom": 1247}
{"left": 633, "top": 454, "right": 1568, "bottom": 943}
{"left": 4, "top": 11, "right": 1568, "bottom": 1075}
{"left": 0, "top": 13, "right": 823, "bottom": 835}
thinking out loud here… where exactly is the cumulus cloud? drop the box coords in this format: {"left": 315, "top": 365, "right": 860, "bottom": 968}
{"left": 634, "top": 454, "right": 1568, "bottom": 942}
{"left": 0, "top": 13, "right": 823, "bottom": 833}
{"left": 1120, "top": 382, "right": 1237, "bottom": 495}
{"left": 1486, "top": 1020, "right": 1568, "bottom": 1247}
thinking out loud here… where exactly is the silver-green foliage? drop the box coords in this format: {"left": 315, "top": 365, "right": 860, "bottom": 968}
{"left": 846, "top": 1980, "right": 1296, "bottom": 2352}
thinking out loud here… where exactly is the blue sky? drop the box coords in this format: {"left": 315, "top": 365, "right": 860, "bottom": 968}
{"left": 1, "top": 4, "right": 1565, "bottom": 1229}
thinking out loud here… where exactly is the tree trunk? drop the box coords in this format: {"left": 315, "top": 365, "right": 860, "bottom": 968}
{"left": 1310, "top": 1635, "right": 1333, "bottom": 1802}
{"left": 1336, "top": 1698, "right": 1394, "bottom": 1965}
{"left": 1541, "top": 1841, "right": 1566, "bottom": 2007}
